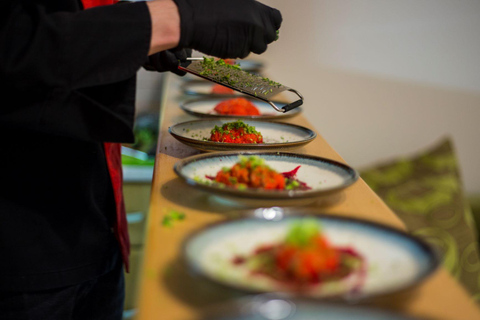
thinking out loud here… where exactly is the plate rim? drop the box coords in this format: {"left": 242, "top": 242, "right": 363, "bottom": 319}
{"left": 181, "top": 80, "right": 242, "bottom": 97}
{"left": 182, "top": 211, "right": 441, "bottom": 302}
{"left": 179, "top": 97, "right": 302, "bottom": 119}
{"left": 168, "top": 119, "right": 317, "bottom": 151}
{"left": 173, "top": 151, "right": 359, "bottom": 200}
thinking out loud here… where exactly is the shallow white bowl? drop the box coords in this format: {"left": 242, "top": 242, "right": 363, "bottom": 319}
{"left": 180, "top": 97, "right": 302, "bottom": 120}
{"left": 174, "top": 152, "right": 358, "bottom": 207}
{"left": 168, "top": 119, "right": 316, "bottom": 152}
{"left": 183, "top": 212, "right": 440, "bottom": 301}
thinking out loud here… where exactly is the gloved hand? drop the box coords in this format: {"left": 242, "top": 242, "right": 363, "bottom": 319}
{"left": 172, "top": 0, "right": 282, "bottom": 59}
{"left": 144, "top": 48, "right": 192, "bottom": 76}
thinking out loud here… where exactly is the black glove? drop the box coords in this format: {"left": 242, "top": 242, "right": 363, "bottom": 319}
{"left": 172, "top": 0, "right": 282, "bottom": 59}
{"left": 144, "top": 48, "right": 192, "bottom": 76}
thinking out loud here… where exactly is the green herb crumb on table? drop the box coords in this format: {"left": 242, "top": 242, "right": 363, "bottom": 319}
{"left": 162, "top": 209, "right": 186, "bottom": 228}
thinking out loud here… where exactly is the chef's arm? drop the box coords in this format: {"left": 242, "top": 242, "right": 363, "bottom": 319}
{"left": 144, "top": 0, "right": 282, "bottom": 76}
{"left": 1, "top": 0, "right": 281, "bottom": 92}
{"left": 146, "top": 0, "right": 180, "bottom": 55}
{"left": 0, "top": 2, "right": 154, "bottom": 93}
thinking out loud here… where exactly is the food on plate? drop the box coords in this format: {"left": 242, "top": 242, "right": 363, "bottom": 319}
{"left": 213, "top": 97, "right": 261, "bottom": 116}
{"left": 209, "top": 120, "right": 263, "bottom": 144}
{"left": 211, "top": 84, "right": 235, "bottom": 95}
{"left": 232, "top": 219, "right": 365, "bottom": 288}
{"left": 202, "top": 155, "right": 312, "bottom": 191}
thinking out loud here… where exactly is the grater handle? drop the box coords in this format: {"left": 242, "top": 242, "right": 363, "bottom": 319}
{"left": 280, "top": 88, "right": 304, "bottom": 113}
{"left": 266, "top": 97, "right": 303, "bottom": 113}
{"left": 282, "top": 99, "right": 303, "bottom": 112}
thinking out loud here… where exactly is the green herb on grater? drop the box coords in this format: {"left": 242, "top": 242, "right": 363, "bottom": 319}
{"left": 179, "top": 57, "right": 303, "bottom": 113}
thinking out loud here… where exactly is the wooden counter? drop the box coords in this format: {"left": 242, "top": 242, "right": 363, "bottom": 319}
{"left": 134, "top": 74, "right": 480, "bottom": 320}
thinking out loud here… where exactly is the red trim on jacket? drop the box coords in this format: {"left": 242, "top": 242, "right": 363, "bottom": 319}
{"left": 82, "top": 0, "right": 118, "bottom": 9}
{"left": 104, "top": 142, "right": 130, "bottom": 272}
{"left": 80, "top": 0, "right": 130, "bottom": 272}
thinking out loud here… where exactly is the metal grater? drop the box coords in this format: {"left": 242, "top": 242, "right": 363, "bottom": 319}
{"left": 178, "top": 58, "right": 303, "bottom": 113}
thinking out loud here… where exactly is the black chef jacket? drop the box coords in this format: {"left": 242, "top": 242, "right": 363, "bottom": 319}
{"left": 0, "top": 0, "right": 151, "bottom": 292}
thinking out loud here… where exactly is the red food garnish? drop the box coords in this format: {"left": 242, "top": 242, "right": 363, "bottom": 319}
{"left": 232, "top": 220, "right": 365, "bottom": 288}
{"left": 282, "top": 166, "right": 301, "bottom": 179}
{"left": 208, "top": 156, "right": 311, "bottom": 191}
{"left": 211, "top": 84, "right": 235, "bottom": 95}
{"left": 209, "top": 120, "right": 263, "bottom": 144}
{"left": 232, "top": 256, "right": 246, "bottom": 265}
{"left": 214, "top": 157, "right": 285, "bottom": 190}
{"left": 273, "top": 235, "right": 341, "bottom": 284}
{"left": 210, "top": 129, "right": 263, "bottom": 144}
{"left": 224, "top": 59, "right": 236, "bottom": 65}
{"left": 214, "top": 97, "right": 260, "bottom": 116}
{"left": 215, "top": 163, "right": 285, "bottom": 190}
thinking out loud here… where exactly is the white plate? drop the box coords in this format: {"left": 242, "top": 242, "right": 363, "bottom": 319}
{"left": 183, "top": 213, "right": 440, "bottom": 301}
{"left": 180, "top": 97, "right": 302, "bottom": 120}
{"left": 174, "top": 152, "right": 358, "bottom": 207}
{"left": 168, "top": 119, "right": 316, "bottom": 152}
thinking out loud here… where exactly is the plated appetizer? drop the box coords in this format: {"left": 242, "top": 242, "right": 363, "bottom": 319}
{"left": 203, "top": 155, "right": 311, "bottom": 191}
{"left": 213, "top": 98, "right": 261, "bottom": 116}
{"left": 183, "top": 212, "right": 439, "bottom": 300}
{"left": 180, "top": 97, "right": 302, "bottom": 119}
{"left": 232, "top": 219, "right": 365, "bottom": 290}
{"left": 209, "top": 120, "right": 263, "bottom": 144}
{"left": 175, "top": 152, "right": 358, "bottom": 206}
{"left": 168, "top": 120, "right": 316, "bottom": 152}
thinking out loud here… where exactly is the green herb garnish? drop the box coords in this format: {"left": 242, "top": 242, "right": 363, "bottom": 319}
{"left": 285, "top": 219, "right": 321, "bottom": 247}
{"left": 195, "top": 57, "right": 283, "bottom": 94}
{"left": 162, "top": 209, "right": 186, "bottom": 228}
{"left": 211, "top": 120, "right": 261, "bottom": 136}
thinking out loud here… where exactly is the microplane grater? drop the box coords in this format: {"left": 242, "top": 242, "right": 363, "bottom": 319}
{"left": 178, "top": 58, "right": 303, "bottom": 113}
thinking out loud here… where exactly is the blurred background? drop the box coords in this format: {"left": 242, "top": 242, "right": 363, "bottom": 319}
{"left": 136, "top": 0, "right": 480, "bottom": 195}
{"left": 257, "top": 0, "right": 480, "bottom": 195}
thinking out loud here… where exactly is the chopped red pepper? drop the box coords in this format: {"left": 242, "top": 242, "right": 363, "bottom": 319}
{"left": 210, "top": 120, "right": 263, "bottom": 144}
{"left": 214, "top": 97, "right": 260, "bottom": 116}
{"left": 231, "top": 219, "right": 364, "bottom": 288}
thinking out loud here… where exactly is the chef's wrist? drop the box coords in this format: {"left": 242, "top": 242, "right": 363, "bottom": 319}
{"left": 146, "top": 0, "right": 181, "bottom": 55}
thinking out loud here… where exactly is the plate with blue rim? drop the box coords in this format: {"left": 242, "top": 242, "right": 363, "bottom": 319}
{"left": 183, "top": 209, "right": 440, "bottom": 302}
{"left": 168, "top": 119, "right": 316, "bottom": 152}
{"left": 173, "top": 151, "right": 359, "bottom": 207}
{"left": 179, "top": 97, "right": 302, "bottom": 119}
